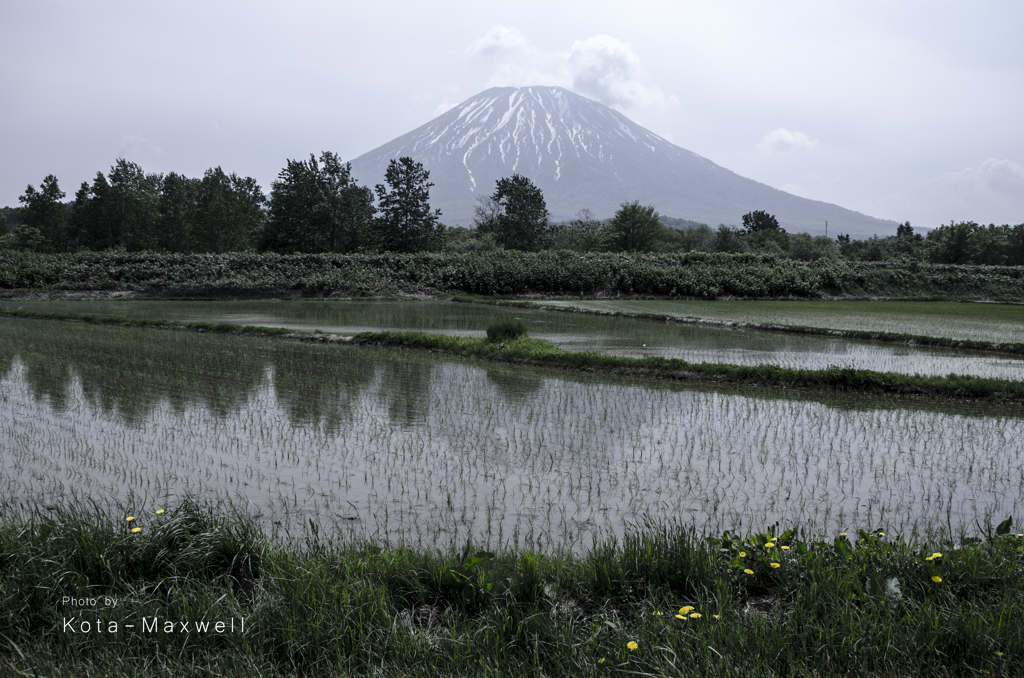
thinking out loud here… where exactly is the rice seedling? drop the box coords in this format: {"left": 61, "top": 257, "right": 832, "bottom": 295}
{"left": 1, "top": 316, "right": 1021, "bottom": 553}
{"left": 4, "top": 299, "right": 1023, "bottom": 378}
{"left": 536, "top": 298, "right": 1024, "bottom": 345}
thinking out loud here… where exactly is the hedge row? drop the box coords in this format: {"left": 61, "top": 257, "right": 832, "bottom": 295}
{"left": 1, "top": 250, "right": 1022, "bottom": 299}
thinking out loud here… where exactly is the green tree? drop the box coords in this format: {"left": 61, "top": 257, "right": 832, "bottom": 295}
{"left": 891, "top": 221, "right": 924, "bottom": 259}
{"left": 969, "top": 224, "right": 1009, "bottom": 266}
{"left": 675, "top": 223, "right": 716, "bottom": 253}
{"left": 927, "top": 221, "right": 975, "bottom": 264}
{"left": 374, "top": 157, "right": 442, "bottom": 253}
{"left": 319, "top": 153, "right": 375, "bottom": 253}
{"left": 17, "top": 174, "right": 67, "bottom": 252}
{"left": 608, "top": 200, "right": 661, "bottom": 252}
{"left": 193, "top": 167, "right": 265, "bottom": 253}
{"left": 741, "top": 210, "right": 784, "bottom": 235}
{"left": 157, "top": 172, "right": 200, "bottom": 252}
{"left": 266, "top": 157, "right": 320, "bottom": 252}
{"left": 68, "top": 173, "right": 111, "bottom": 250}
{"left": 714, "top": 225, "right": 746, "bottom": 253}
{"left": 479, "top": 174, "right": 548, "bottom": 251}
{"left": 547, "top": 209, "right": 609, "bottom": 252}
{"left": 265, "top": 152, "right": 375, "bottom": 253}
{"left": 789, "top": 233, "right": 839, "bottom": 261}
{"left": 1007, "top": 223, "right": 1024, "bottom": 266}
{"left": 107, "top": 159, "right": 163, "bottom": 251}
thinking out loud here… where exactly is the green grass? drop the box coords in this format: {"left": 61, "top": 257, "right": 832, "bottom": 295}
{"left": 351, "top": 330, "right": 1024, "bottom": 403}
{"left": 3, "top": 307, "right": 1021, "bottom": 402}
{"left": 486, "top": 318, "right": 528, "bottom": 342}
{"left": 2, "top": 500, "right": 1022, "bottom": 677}
{"left": 0, "top": 306, "right": 296, "bottom": 337}
{"left": 491, "top": 299, "right": 1024, "bottom": 353}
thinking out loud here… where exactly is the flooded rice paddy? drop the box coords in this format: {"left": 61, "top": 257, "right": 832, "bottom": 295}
{"left": 3, "top": 299, "right": 1022, "bottom": 380}
{"left": 537, "top": 299, "right": 1024, "bottom": 345}
{"left": 2, "top": 317, "right": 1021, "bottom": 553}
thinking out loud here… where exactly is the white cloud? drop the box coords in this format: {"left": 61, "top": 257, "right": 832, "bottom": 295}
{"left": 566, "top": 36, "right": 670, "bottom": 109}
{"left": 467, "top": 27, "right": 673, "bottom": 111}
{"left": 877, "top": 158, "right": 1024, "bottom": 227}
{"left": 756, "top": 128, "right": 818, "bottom": 157}
{"left": 433, "top": 99, "right": 457, "bottom": 116}
{"left": 934, "top": 158, "right": 1024, "bottom": 195}
{"left": 466, "top": 25, "right": 533, "bottom": 59}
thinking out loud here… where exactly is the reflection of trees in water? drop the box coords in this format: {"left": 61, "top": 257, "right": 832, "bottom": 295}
{"left": 1, "top": 321, "right": 267, "bottom": 426}
{"left": 485, "top": 366, "right": 542, "bottom": 405}
{"left": 24, "top": 360, "right": 75, "bottom": 413}
{"left": 380, "top": 360, "right": 434, "bottom": 428}
{"left": 0, "top": 342, "right": 15, "bottom": 383}
{"left": 271, "top": 344, "right": 376, "bottom": 433}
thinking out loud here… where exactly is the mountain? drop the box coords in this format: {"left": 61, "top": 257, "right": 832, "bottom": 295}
{"left": 348, "top": 86, "right": 896, "bottom": 237}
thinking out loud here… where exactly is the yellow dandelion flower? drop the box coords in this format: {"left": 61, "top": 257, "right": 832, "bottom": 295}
{"left": 781, "top": 545, "right": 790, "bottom": 550}
{"left": 598, "top": 658, "right": 605, "bottom": 665}
{"left": 878, "top": 532, "right": 885, "bottom": 537}
{"left": 765, "top": 542, "right": 775, "bottom": 548}
{"left": 770, "top": 562, "right": 781, "bottom": 569}
{"left": 744, "top": 568, "right": 754, "bottom": 575}
{"left": 627, "top": 641, "right": 638, "bottom": 651}
{"left": 712, "top": 614, "right": 720, "bottom": 620}
{"left": 840, "top": 533, "right": 847, "bottom": 537}
{"left": 1017, "top": 534, "right": 1023, "bottom": 538}
{"left": 131, "top": 527, "right": 141, "bottom": 533}
{"left": 156, "top": 509, "right": 165, "bottom": 515}
{"left": 925, "top": 556, "right": 934, "bottom": 562}
{"left": 931, "top": 552, "right": 942, "bottom": 559}
{"left": 932, "top": 576, "right": 942, "bottom": 583}
{"left": 679, "top": 606, "right": 694, "bottom": 614}
{"left": 689, "top": 612, "right": 702, "bottom": 619}
{"left": 996, "top": 652, "right": 1004, "bottom": 657}
{"left": 652, "top": 611, "right": 663, "bottom": 616}
{"left": 675, "top": 614, "right": 686, "bottom": 620}
{"left": 126, "top": 516, "right": 134, "bottom": 522}
{"left": 739, "top": 551, "right": 746, "bottom": 558}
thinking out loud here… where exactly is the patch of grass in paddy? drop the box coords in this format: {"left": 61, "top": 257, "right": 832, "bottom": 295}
{"left": 352, "top": 330, "right": 1024, "bottom": 404}
{"left": 471, "top": 298, "right": 1024, "bottom": 354}
{"left": 4, "top": 307, "right": 1022, "bottom": 403}
{"left": 1, "top": 499, "right": 1022, "bottom": 677}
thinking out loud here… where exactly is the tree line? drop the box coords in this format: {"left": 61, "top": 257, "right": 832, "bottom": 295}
{"left": 3, "top": 158, "right": 1022, "bottom": 265}
{"left": 1, "top": 153, "right": 443, "bottom": 256}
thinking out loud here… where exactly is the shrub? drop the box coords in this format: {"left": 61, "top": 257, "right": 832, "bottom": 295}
{"left": 486, "top": 319, "right": 526, "bottom": 342}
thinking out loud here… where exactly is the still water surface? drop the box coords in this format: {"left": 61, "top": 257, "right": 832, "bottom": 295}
{"left": 2, "top": 318, "right": 1019, "bottom": 552}
{"left": 3, "top": 299, "right": 1021, "bottom": 380}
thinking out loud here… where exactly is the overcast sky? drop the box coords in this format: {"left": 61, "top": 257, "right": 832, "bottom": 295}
{"left": 3, "top": 1, "right": 1023, "bottom": 229}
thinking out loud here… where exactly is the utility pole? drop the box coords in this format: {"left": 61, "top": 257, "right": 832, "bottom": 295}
{"left": 825, "top": 220, "right": 828, "bottom": 238}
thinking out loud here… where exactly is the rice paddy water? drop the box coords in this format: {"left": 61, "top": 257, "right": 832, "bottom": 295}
{"left": 2, "top": 298, "right": 1022, "bottom": 379}
{"left": 1, "top": 316, "right": 1020, "bottom": 554}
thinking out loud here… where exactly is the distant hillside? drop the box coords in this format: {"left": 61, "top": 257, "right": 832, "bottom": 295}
{"left": 348, "top": 86, "right": 897, "bottom": 238}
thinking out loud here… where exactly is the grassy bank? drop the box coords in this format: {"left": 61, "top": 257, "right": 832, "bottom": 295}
{"left": 1, "top": 500, "right": 1021, "bottom": 677}
{"left": 351, "top": 331, "right": 1024, "bottom": 403}
{"left": 464, "top": 297, "right": 1024, "bottom": 355}
{"left": 2, "top": 308, "right": 1021, "bottom": 402}
{"left": 2, "top": 250, "right": 1023, "bottom": 300}
{"left": 0, "top": 307, "right": 297, "bottom": 336}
